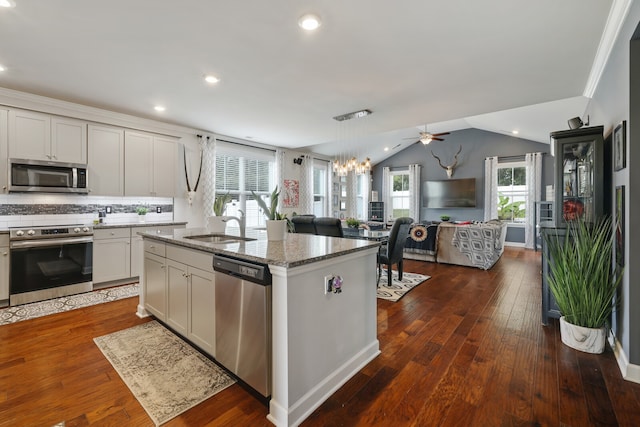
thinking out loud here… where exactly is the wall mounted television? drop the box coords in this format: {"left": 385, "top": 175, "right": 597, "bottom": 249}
{"left": 423, "top": 178, "right": 477, "bottom": 208}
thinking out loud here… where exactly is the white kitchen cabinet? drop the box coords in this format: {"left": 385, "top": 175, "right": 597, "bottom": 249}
{"left": 0, "top": 234, "right": 9, "bottom": 304}
{"left": 92, "top": 228, "right": 131, "bottom": 284}
{"left": 8, "top": 109, "right": 87, "bottom": 164}
{"left": 166, "top": 259, "right": 189, "bottom": 336}
{"left": 124, "top": 130, "right": 177, "bottom": 197}
{"left": 144, "top": 251, "right": 167, "bottom": 321}
{"left": 0, "top": 109, "right": 7, "bottom": 194}
{"left": 131, "top": 224, "right": 186, "bottom": 278}
{"left": 87, "top": 124, "right": 124, "bottom": 196}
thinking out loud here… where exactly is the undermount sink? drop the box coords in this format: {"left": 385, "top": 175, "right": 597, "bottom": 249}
{"left": 184, "top": 234, "right": 256, "bottom": 244}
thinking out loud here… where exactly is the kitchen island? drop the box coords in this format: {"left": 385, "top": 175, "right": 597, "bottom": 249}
{"left": 138, "top": 228, "right": 381, "bottom": 427}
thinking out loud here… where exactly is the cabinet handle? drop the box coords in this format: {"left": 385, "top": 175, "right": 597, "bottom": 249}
{"left": 150, "top": 245, "right": 155, "bottom": 249}
{"left": 160, "top": 265, "right": 165, "bottom": 269}
{"left": 2, "top": 252, "right": 7, "bottom": 256}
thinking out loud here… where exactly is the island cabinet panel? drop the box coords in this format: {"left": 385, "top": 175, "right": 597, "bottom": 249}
{"left": 87, "top": 124, "right": 124, "bottom": 196}
{"left": 166, "top": 259, "right": 189, "bottom": 336}
{"left": 131, "top": 224, "right": 185, "bottom": 278}
{"left": 92, "top": 228, "right": 131, "bottom": 284}
{"left": 1, "top": 109, "right": 8, "bottom": 194}
{"left": 1, "top": 234, "right": 8, "bottom": 304}
{"left": 8, "top": 109, "right": 87, "bottom": 164}
{"left": 144, "top": 251, "right": 167, "bottom": 320}
{"left": 124, "top": 130, "right": 177, "bottom": 197}
{"left": 187, "top": 266, "right": 216, "bottom": 355}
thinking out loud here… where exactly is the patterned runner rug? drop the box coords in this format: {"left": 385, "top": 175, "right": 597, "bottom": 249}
{"left": 377, "top": 269, "right": 431, "bottom": 302}
{"left": 0, "top": 283, "right": 139, "bottom": 326}
{"left": 94, "top": 321, "right": 235, "bottom": 426}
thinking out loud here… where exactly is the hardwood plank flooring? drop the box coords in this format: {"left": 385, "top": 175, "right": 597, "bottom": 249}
{"left": 1, "top": 248, "right": 640, "bottom": 426}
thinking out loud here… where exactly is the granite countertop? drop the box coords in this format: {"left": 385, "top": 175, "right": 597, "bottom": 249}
{"left": 139, "top": 227, "right": 380, "bottom": 268}
{"left": 93, "top": 221, "right": 188, "bottom": 229}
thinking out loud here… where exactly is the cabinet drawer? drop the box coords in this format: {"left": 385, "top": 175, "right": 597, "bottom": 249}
{"left": 166, "top": 244, "right": 213, "bottom": 272}
{"left": 94, "top": 227, "right": 130, "bottom": 240}
{"left": 144, "top": 240, "right": 166, "bottom": 257}
{"left": 0, "top": 234, "right": 8, "bottom": 246}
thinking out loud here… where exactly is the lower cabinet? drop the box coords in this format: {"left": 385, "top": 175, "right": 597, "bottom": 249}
{"left": 93, "top": 228, "right": 131, "bottom": 284}
{"left": 1, "top": 235, "right": 9, "bottom": 304}
{"left": 143, "top": 241, "right": 216, "bottom": 356}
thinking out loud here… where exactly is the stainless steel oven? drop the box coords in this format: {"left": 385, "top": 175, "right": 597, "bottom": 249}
{"left": 9, "top": 225, "right": 93, "bottom": 305}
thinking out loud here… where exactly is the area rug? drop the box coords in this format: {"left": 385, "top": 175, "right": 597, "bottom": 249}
{"left": 94, "top": 321, "right": 235, "bottom": 426}
{"left": 0, "top": 283, "right": 139, "bottom": 326}
{"left": 376, "top": 269, "right": 430, "bottom": 302}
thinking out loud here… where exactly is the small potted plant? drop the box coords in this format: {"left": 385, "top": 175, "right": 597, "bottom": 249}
{"left": 346, "top": 217, "right": 360, "bottom": 229}
{"left": 439, "top": 214, "right": 450, "bottom": 222}
{"left": 136, "top": 206, "right": 149, "bottom": 223}
{"left": 252, "top": 186, "right": 290, "bottom": 240}
{"left": 209, "top": 192, "right": 233, "bottom": 233}
{"left": 543, "top": 216, "right": 622, "bottom": 353}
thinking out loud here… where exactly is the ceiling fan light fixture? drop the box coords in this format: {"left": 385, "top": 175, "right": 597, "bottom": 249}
{"left": 0, "top": 0, "right": 16, "bottom": 8}
{"left": 420, "top": 136, "right": 433, "bottom": 145}
{"left": 298, "top": 14, "right": 321, "bottom": 31}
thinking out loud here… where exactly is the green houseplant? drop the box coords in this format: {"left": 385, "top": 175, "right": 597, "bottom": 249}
{"left": 212, "top": 192, "right": 232, "bottom": 216}
{"left": 136, "top": 206, "right": 149, "bottom": 223}
{"left": 346, "top": 217, "right": 360, "bottom": 229}
{"left": 252, "top": 186, "right": 291, "bottom": 240}
{"left": 543, "top": 216, "right": 622, "bottom": 353}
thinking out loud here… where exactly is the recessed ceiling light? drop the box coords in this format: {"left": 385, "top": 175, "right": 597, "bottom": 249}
{"left": 0, "top": 65, "right": 6, "bottom": 72}
{"left": 154, "top": 105, "right": 166, "bottom": 112}
{"left": 384, "top": 147, "right": 389, "bottom": 152}
{"left": 0, "top": 0, "right": 16, "bottom": 8}
{"left": 298, "top": 14, "right": 321, "bottom": 31}
{"left": 204, "top": 74, "right": 219, "bottom": 84}
{"left": 512, "top": 130, "right": 519, "bottom": 135}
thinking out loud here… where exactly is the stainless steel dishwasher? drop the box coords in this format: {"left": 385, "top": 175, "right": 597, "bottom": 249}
{"left": 213, "top": 254, "right": 272, "bottom": 397}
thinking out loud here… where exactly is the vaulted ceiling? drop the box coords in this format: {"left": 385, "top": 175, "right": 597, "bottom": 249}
{"left": 0, "top": 1, "right": 620, "bottom": 164}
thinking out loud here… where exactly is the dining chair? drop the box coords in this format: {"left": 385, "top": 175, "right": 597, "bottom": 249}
{"left": 378, "top": 217, "right": 413, "bottom": 287}
{"left": 313, "top": 217, "right": 344, "bottom": 237}
{"left": 291, "top": 215, "right": 316, "bottom": 234}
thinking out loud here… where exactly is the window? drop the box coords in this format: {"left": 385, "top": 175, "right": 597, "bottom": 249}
{"left": 497, "top": 162, "right": 527, "bottom": 223}
{"left": 389, "top": 171, "right": 410, "bottom": 219}
{"left": 312, "top": 160, "right": 327, "bottom": 216}
{"left": 215, "top": 143, "right": 276, "bottom": 228}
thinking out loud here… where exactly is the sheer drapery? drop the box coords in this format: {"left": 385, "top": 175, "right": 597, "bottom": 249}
{"left": 382, "top": 167, "right": 391, "bottom": 221}
{"left": 275, "top": 148, "right": 285, "bottom": 206}
{"left": 525, "top": 152, "right": 543, "bottom": 249}
{"left": 484, "top": 156, "right": 499, "bottom": 221}
{"left": 408, "top": 164, "right": 421, "bottom": 222}
{"left": 202, "top": 136, "right": 217, "bottom": 222}
{"left": 297, "top": 154, "right": 314, "bottom": 214}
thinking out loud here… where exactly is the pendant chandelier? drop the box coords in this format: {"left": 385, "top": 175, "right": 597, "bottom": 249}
{"left": 332, "top": 109, "right": 372, "bottom": 176}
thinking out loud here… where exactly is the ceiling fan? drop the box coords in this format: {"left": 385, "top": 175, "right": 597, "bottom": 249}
{"left": 404, "top": 127, "right": 450, "bottom": 145}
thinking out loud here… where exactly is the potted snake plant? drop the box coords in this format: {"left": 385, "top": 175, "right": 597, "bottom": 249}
{"left": 208, "top": 192, "right": 233, "bottom": 233}
{"left": 251, "top": 186, "right": 290, "bottom": 240}
{"left": 543, "top": 216, "right": 622, "bottom": 353}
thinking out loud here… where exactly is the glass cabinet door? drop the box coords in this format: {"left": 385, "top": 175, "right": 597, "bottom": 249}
{"left": 552, "top": 126, "right": 603, "bottom": 227}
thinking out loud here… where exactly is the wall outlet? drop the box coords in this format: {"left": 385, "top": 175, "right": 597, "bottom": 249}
{"left": 324, "top": 275, "right": 333, "bottom": 295}
{"left": 105, "top": 206, "right": 112, "bottom": 214}
{"left": 156, "top": 206, "right": 162, "bottom": 213}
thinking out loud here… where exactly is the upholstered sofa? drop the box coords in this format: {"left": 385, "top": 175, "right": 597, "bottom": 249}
{"left": 403, "top": 220, "right": 507, "bottom": 270}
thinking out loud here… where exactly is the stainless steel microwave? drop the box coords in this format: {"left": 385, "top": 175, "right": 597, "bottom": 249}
{"left": 9, "top": 158, "right": 88, "bottom": 193}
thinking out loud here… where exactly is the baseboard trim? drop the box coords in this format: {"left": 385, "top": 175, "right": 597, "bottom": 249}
{"left": 608, "top": 330, "right": 640, "bottom": 384}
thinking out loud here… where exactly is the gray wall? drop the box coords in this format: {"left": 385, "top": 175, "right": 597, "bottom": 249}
{"left": 371, "top": 128, "right": 553, "bottom": 243}
{"left": 585, "top": 3, "right": 639, "bottom": 367}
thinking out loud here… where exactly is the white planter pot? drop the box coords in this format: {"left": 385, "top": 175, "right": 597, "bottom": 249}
{"left": 559, "top": 316, "right": 606, "bottom": 354}
{"left": 266, "top": 220, "right": 287, "bottom": 241}
{"left": 138, "top": 214, "right": 146, "bottom": 223}
{"left": 207, "top": 216, "right": 227, "bottom": 234}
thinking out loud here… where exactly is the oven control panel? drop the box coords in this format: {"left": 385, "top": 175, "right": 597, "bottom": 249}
{"left": 10, "top": 225, "right": 93, "bottom": 240}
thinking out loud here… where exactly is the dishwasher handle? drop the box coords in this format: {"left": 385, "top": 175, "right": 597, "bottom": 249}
{"left": 213, "top": 254, "right": 271, "bottom": 285}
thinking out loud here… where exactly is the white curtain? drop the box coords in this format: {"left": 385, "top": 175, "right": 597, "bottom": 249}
{"left": 347, "top": 172, "right": 357, "bottom": 218}
{"left": 525, "top": 152, "right": 543, "bottom": 249}
{"left": 382, "top": 166, "right": 391, "bottom": 222}
{"left": 408, "top": 164, "right": 421, "bottom": 222}
{"left": 484, "top": 156, "right": 499, "bottom": 221}
{"left": 202, "top": 136, "right": 217, "bottom": 221}
{"left": 298, "top": 154, "right": 314, "bottom": 214}
{"left": 275, "top": 148, "right": 285, "bottom": 206}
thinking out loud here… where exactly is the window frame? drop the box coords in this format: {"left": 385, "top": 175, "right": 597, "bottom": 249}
{"left": 496, "top": 161, "right": 527, "bottom": 226}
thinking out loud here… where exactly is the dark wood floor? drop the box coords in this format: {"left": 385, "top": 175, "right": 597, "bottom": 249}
{"left": 1, "top": 248, "right": 639, "bottom": 426}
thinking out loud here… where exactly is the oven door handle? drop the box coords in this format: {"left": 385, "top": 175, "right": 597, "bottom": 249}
{"left": 10, "top": 236, "right": 93, "bottom": 249}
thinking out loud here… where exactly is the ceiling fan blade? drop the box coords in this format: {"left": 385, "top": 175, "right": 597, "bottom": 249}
{"left": 431, "top": 132, "right": 450, "bottom": 137}
{"left": 431, "top": 137, "right": 445, "bottom": 141}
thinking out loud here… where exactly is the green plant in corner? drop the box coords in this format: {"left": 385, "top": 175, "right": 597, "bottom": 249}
{"left": 212, "top": 192, "right": 232, "bottom": 216}
{"left": 439, "top": 214, "right": 450, "bottom": 222}
{"left": 135, "top": 206, "right": 149, "bottom": 215}
{"left": 543, "top": 216, "right": 622, "bottom": 329}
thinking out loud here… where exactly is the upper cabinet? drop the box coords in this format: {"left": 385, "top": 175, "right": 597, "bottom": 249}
{"left": 0, "top": 109, "right": 7, "bottom": 193}
{"left": 88, "top": 124, "right": 124, "bottom": 196}
{"left": 124, "top": 130, "right": 177, "bottom": 197}
{"left": 551, "top": 125, "right": 604, "bottom": 227}
{"left": 8, "top": 109, "right": 87, "bottom": 164}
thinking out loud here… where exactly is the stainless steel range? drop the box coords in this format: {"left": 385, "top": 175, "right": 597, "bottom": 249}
{"left": 9, "top": 225, "right": 93, "bottom": 306}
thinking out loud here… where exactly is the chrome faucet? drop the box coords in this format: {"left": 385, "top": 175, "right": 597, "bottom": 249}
{"left": 221, "top": 210, "right": 246, "bottom": 237}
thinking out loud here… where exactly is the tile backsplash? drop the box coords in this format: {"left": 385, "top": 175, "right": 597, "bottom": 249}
{"left": 0, "top": 193, "right": 174, "bottom": 229}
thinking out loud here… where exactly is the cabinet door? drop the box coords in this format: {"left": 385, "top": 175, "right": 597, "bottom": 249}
{"left": 93, "top": 237, "right": 131, "bottom": 283}
{"left": 8, "top": 109, "right": 51, "bottom": 161}
{"left": 124, "top": 130, "right": 153, "bottom": 196}
{"left": 144, "top": 252, "right": 166, "bottom": 320}
{"left": 0, "top": 110, "right": 7, "bottom": 194}
{"left": 88, "top": 124, "right": 124, "bottom": 196}
{"left": 189, "top": 266, "right": 215, "bottom": 355}
{"left": 51, "top": 117, "right": 87, "bottom": 163}
{"left": 130, "top": 235, "right": 143, "bottom": 278}
{"left": 166, "top": 260, "right": 189, "bottom": 336}
{"left": 0, "top": 244, "right": 9, "bottom": 301}
{"left": 152, "top": 135, "right": 177, "bottom": 197}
